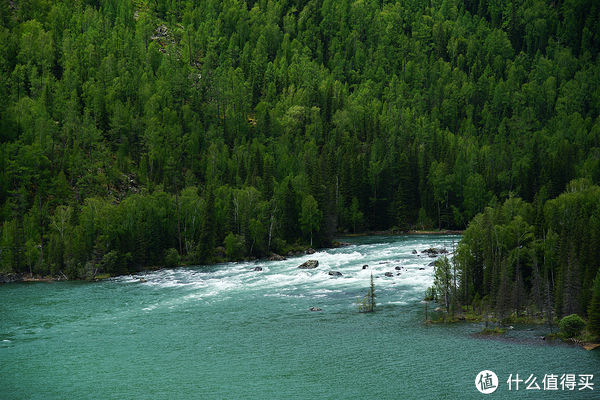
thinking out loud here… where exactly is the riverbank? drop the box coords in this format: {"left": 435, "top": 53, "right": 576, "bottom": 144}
{"left": 0, "top": 240, "right": 352, "bottom": 284}
{"left": 428, "top": 307, "right": 600, "bottom": 351}
{"left": 0, "top": 271, "right": 113, "bottom": 283}
{"left": 0, "top": 231, "right": 461, "bottom": 284}
{"left": 340, "top": 229, "right": 464, "bottom": 237}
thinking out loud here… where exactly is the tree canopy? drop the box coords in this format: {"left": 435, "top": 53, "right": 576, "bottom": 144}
{"left": 1, "top": 0, "right": 599, "bottom": 278}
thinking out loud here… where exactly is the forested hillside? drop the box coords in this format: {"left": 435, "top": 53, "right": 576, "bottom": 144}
{"left": 1, "top": 0, "right": 599, "bottom": 278}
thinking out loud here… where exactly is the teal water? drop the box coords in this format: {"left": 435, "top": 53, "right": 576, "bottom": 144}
{"left": 1, "top": 235, "right": 598, "bottom": 399}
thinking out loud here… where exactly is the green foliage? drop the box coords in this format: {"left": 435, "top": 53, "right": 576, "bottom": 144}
{"left": 358, "top": 273, "right": 376, "bottom": 313}
{"left": 348, "top": 197, "right": 364, "bottom": 234}
{"left": 299, "top": 194, "right": 321, "bottom": 246}
{"left": 455, "top": 181, "right": 600, "bottom": 323}
{"left": 224, "top": 232, "right": 246, "bottom": 261}
{"left": 164, "top": 248, "right": 180, "bottom": 269}
{"left": 480, "top": 327, "right": 505, "bottom": 335}
{"left": 433, "top": 256, "right": 454, "bottom": 313}
{"left": 559, "top": 314, "right": 586, "bottom": 338}
{"left": 424, "top": 287, "right": 436, "bottom": 302}
{"left": 2, "top": 0, "right": 600, "bottom": 278}
{"left": 588, "top": 270, "right": 600, "bottom": 337}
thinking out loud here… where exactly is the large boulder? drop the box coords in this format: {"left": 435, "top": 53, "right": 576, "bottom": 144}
{"left": 268, "top": 253, "right": 286, "bottom": 261}
{"left": 306, "top": 248, "right": 316, "bottom": 254}
{"left": 298, "top": 260, "right": 319, "bottom": 269}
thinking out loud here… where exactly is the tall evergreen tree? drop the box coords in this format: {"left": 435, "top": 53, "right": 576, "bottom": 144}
{"left": 588, "top": 270, "right": 600, "bottom": 338}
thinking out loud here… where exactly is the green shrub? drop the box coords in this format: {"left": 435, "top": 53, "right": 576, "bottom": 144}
{"left": 164, "top": 248, "right": 180, "bottom": 268}
{"left": 224, "top": 233, "right": 246, "bottom": 261}
{"left": 559, "top": 314, "right": 586, "bottom": 338}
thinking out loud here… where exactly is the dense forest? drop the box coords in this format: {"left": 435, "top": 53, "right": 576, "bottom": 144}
{"left": 1, "top": 0, "right": 599, "bottom": 279}
{"left": 431, "top": 179, "right": 600, "bottom": 337}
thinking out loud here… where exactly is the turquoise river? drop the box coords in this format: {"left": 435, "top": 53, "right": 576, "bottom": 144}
{"left": 1, "top": 235, "right": 598, "bottom": 399}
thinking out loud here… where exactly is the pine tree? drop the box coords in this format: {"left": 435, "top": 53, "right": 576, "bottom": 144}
{"left": 587, "top": 269, "right": 600, "bottom": 338}
{"left": 281, "top": 179, "right": 299, "bottom": 243}
{"left": 358, "top": 272, "right": 376, "bottom": 313}
{"left": 434, "top": 256, "right": 452, "bottom": 313}
{"left": 197, "top": 187, "right": 216, "bottom": 263}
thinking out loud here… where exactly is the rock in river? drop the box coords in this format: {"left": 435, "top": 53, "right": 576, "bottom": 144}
{"left": 328, "top": 271, "right": 343, "bottom": 277}
{"left": 251, "top": 266, "right": 263, "bottom": 271}
{"left": 309, "top": 307, "right": 322, "bottom": 311}
{"left": 268, "top": 253, "right": 286, "bottom": 261}
{"left": 384, "top": 272, "right": 394, "bottom": 277}
{"left": 298, "top": 260, "right": 319, "bottom": 269}
{"left": 362, "top": 264, "right": 369, "bottom": 269}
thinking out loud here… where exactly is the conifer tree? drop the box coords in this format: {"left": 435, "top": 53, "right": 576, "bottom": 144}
{"left": 197, "top": 187, "right": 216, "bottom": 263}
{"left": 588, "top": 270, "right": 600, "bottom": 338}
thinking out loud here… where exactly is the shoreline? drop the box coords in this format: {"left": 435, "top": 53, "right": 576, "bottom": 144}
{"left": 0, "top": 231, "right": 461, "bottom": 284}
{"left": 428, "top": 309, "right": 600, "bottom": 351}
{"left": 338, "top": 229, "right": 464, "bottom": 237}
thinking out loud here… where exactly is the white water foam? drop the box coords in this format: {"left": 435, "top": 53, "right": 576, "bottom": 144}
{"left": 114, "top": 236, "right": 459, "bottom": 311}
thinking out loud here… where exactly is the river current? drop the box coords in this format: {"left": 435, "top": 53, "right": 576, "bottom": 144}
{"left": 1, "top": 235, "right": 598, "bottom": 399}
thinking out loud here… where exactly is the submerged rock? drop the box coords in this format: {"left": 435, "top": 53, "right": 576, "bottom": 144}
{"left": 139, "top": 278, "right": 147, "bottom": 283}
{"left": 251, "top": 266, "right": 263, "bottom": 271}
{"left": 309, "top": 307, "right": 322, "bottom": 312}
{"left": 362, "top": 265, "right": 369, "bottom": 269}
{"left": 395, "top": 266, "right": 402, "bottom": 270}
{"left": 384, "top": 272, "right": 394, "bottom": 277}
{"left": 418, "top": 267, "right": 425, "bottom": 270}
{"left": 298, "top": 260, "right": 319, "bottom": 269}
{"left": 412, "top": 249, "right": 418, "bottom": 254}
{"left": 428, "top": 261, "right": 437, "bottom": 267}
{"left": 328, "top": 271, "right": 343, "bottom": 277}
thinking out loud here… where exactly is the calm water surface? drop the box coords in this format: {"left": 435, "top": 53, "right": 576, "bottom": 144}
{"left": 1, "top": 235, "right": 598, "bottom": 399}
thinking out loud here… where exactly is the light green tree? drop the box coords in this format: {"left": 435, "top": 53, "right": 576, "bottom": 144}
{"left": 299, "top": 194, "right": 321, "bottom": 246}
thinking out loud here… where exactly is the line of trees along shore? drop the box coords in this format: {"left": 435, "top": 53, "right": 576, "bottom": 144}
{"left": 1, "top": 0, "right": 600, "bottom": 278}
{"left": 432, "top": 179, "right": 600, "bottom": 337}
